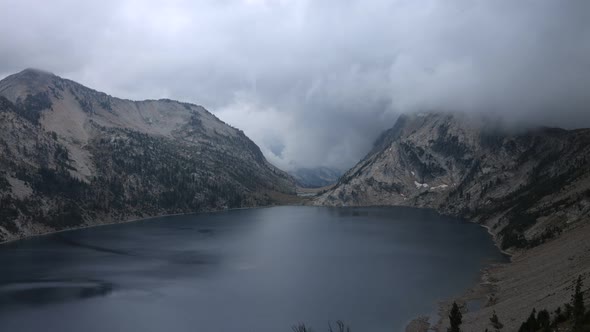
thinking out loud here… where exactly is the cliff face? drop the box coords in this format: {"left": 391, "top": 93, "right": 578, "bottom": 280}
{"left": 315, "top": 113, "right": 590, "bottom": 251}
{"left": 0, "top": 69, "right": 296, "bottom": 241}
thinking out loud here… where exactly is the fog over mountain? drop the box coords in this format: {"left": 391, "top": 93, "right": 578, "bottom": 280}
{"left": 1, "top": 0, "right": 589, "bottom": 170}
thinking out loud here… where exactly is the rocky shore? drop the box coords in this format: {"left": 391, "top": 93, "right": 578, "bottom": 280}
{"left": 406, "top": 216, "right": 590, "bottom": 332}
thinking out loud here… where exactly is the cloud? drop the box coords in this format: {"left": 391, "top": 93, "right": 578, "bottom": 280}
{"left": 1, "top": 0, "right": 589, "bottom": 170}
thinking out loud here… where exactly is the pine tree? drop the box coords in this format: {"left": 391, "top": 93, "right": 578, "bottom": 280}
{"left": 489, "top": 310, "right": 503, "bottom": 331}
{"left": 328, "top": 321, "right": 351, "bottom": 332}
{"left": 518, "top": 309, "right": 539, "bottom": 332}
{"left": 448, "top": 302, "right": 462, "bottom": 332}
{"left": 572, "top": 275, "right": 585, "bottom": 330}
{"left": 536, "top": 309, "right": 550, "bottom": 332}
{"left": 552, "top": 306, "right": 565, "bottom": 326}
{"left": 292, "top": 323, "right": 312, "bottom": 332}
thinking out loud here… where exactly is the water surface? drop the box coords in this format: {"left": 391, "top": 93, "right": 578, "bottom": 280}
{"left": 0, "top": 206, "right": 505, "bottom": 331}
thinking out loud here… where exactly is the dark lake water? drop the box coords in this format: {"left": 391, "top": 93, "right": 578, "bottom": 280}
{"left": 0, "top": 206, "right": 506, "bottom": 332}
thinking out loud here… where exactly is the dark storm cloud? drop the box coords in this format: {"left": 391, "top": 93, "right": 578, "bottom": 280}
{"left": 1, "top": 0, "right": 589, "bottom": 170}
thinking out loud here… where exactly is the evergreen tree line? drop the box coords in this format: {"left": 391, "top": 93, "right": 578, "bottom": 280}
{"left": 447, "top": 274, "right": 589, "bottom": 332}
{"left": 285, "top": 275, "right": 587, "bottom": 332}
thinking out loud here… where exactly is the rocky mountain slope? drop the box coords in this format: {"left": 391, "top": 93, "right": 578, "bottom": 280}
{"left": 315, "top": 112, "right": 590, "bottom": 330}
{"left": 315, "top": 112, "right": 590, "bottom": 252}
{"left": 0, "top": 69, "right": 296, "bottom": 242}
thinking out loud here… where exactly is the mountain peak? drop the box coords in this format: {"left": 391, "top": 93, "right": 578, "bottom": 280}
{"left": 10, "top": 68, "right": 57, "bottom": 83}
{"left": 19, "top": 68, "right": 55, "bottom": 76}
{"left": 0, "top": 68, "right": 60, "bottom": 101}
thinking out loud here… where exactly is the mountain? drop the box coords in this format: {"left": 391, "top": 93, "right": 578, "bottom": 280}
{"left": 315, "top": 112, "right": 590, "bottom": 251}
{"left": 315, "top": 112, "right": 590, "bottom": 329}
{"left": 0, "top": 68, "right": 296, "bottom": 242}
{"left": 289, "top": 166, "right": 342, "bottom": 188}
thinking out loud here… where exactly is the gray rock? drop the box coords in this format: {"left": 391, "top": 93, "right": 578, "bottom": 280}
{"left": 315, "top": 112, "right": 590, "bottom": 251}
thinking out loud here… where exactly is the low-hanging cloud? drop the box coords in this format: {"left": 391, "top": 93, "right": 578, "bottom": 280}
{"left": 1, "top": 0, "right": 589, "bottom": 170}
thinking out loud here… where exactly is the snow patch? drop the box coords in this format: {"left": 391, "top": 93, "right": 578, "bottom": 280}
{"left": 414, "top": 181, "right": 429, "bottom": 189}
{"left": 430, "top": 184, "right": 449, "bottom": 191}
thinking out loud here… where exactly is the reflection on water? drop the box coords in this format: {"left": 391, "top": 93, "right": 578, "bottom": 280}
{"left": 0, "top": 279, "right": 114, "bottom": 307}
{"left": 0, "top": 206, "right": 506, "bottom": 332}
{"left": 56, "top": 234, "right": 136, "bottom": 256}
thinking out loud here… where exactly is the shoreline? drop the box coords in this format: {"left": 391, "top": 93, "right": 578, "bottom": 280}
{"left": 2, "top": 202, "right": 563, "bottom": 331}
{"left": 1, "top": 203, "right": 448, "bottom": 246}
{"left": 0, "top": 212, "right": 190, "bottom": 246}
{"left": 402, "top": 214, "right": 514, "bottom": 332}
{"left": 0, "top": 204, "right": 288, "bottom": 246}
{"left": 302, "top": 204, "right": 516, "bottom": 332}
{"left": 479, "top": 223, "right": 513, "bottom": 258}
{"left": 420, "top": 218, "right": 590, "bottom": 331}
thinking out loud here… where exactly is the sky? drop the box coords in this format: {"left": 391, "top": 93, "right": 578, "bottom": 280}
{"left": 1, "top": 0, "right": 589, "bottom": 171}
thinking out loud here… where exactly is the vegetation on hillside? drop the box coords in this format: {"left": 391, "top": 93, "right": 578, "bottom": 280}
{"left": 449, "top": 275, "right": 590, "bottom": 332}
{"left": 0, "top": 92, "right": 295, "bottom": 240}
{"left": 286, "top": 280, "right": 587, "bottom": 332}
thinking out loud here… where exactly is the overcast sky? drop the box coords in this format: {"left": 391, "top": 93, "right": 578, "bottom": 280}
{"left": 1, "top": 0, "right": 589, "bottom": 170}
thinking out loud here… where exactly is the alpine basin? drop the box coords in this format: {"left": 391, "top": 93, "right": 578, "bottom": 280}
{"left": 0, "top": 206, "right": 506, "bottom": 332}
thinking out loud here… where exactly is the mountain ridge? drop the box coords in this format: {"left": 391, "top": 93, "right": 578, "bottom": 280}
{"left": 0, "top": 69, "right": 296, "bottom": 242}
{"left": 315, "top": 112, "right": 590, "bottom": 251}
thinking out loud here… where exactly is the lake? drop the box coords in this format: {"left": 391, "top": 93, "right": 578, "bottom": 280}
{"left": 0, "top": 206, "right": 506, "bottom": 332}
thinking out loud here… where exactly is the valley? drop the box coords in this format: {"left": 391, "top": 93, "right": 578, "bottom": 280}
{"left": 2, "top": 1, "right": 589, "bottom": 331}
{"left": 0, "top": 69, "right": 589, "bottom": 331}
